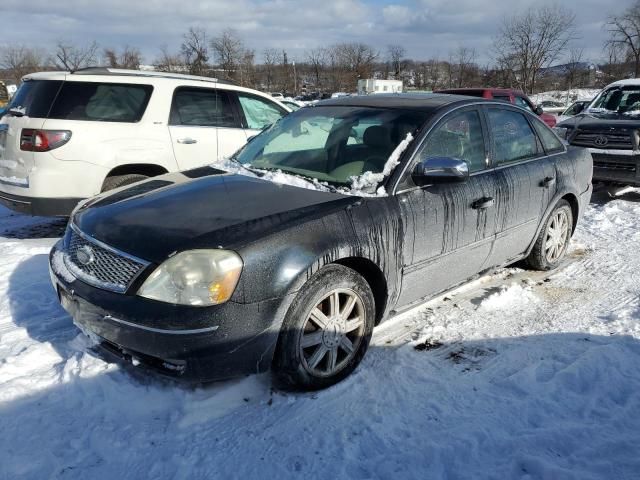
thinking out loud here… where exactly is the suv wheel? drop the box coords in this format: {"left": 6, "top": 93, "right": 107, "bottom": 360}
{"left": 273, "top": 264, "right": 375, "bottom": 390}
{"left": 527, "top": 200, "right": 573, "bottom": 270}
{"left": 101, "top": 174, "right": 149, "bottom": 192}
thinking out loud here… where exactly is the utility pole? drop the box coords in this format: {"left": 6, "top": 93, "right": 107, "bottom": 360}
{"left": 293, "top": 61, "right": 297, "bottom": 95}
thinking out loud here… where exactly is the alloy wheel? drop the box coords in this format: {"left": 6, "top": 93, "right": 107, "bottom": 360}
{"left": 298, "top": 289, "right": 365, "bottom": 377}
{"left": 545, "top": 209, "right": 569, "bottom": 263}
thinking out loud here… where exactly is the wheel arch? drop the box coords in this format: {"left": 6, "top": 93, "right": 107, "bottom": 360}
{"left": 333, "top": 257, "right": 389, "bottom": 325}
{"left": 102, "top": 163, "right": 169, "bottom": 188}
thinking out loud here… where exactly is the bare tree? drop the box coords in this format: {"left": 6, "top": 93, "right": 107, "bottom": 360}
{"left": 387, "top": 44, "right": 406, "bottom": 79}
{"left": 181, "top": 27, "right": 209, "bottom": 76}
{"left": 262, "top": 48, "right": 280, "bottom": 91}
{"left": 306, "top": 48, "right": 327, "bottom": 90}
{"left": 103, "top": 46, "right": 142, "bottom": 69}
{"left": 0, "top": 45, "right": 46, "bottom": 83}
{"left": 54, "top": 40, "right": 99, "bottom": 71}
{"left": 494, "top": 5, "right": 576, "bottom": 93}
{"left": 606, "top": 1, "right": 640, "bottom": 77}
{"left": 210, "top": 29, "right": 244, "bottom": 81}
{"left": 155, "top": 45, "right": 184, "bottom": 73}
{"left": 335, "top": 42, "right": 378, "bottom": 86}
{"left": 450, "top": 46, "right": 478, "bottom": 87}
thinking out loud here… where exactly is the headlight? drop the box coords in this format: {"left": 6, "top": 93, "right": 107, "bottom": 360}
{"left": 138, "top": 250, "right": 243, "bottom": 306}
{"left": 553, "top": 126, "right": 572, "bottom": 140}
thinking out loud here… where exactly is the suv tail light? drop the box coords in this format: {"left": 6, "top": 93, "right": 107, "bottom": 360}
{"left": 20, "top": 129, "right": 72, "bottom": 152}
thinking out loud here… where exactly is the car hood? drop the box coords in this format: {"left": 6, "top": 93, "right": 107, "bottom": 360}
{"left": 73, "top": 167, "right": 356, "bottom": 263}
{"left": 559, "top": 111, "right": 640, "bottom": 129}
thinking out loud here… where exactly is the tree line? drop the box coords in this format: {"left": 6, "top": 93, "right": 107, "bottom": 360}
{"left": 2, "top": 2, "right": 640, "bottom": 95}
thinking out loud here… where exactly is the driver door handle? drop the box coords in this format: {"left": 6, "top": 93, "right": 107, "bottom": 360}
{"left": 177, "top": 137, "right": 197, "bottom": 144}
{"left": 472, "top": 197, "right": 495, "bottom": 209}
{"left": 541, "top": 176, "right": 556, "bottom": 188}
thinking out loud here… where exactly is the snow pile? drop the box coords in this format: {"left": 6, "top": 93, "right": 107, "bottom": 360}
{"left": 530, "top": 89, "right": 601, "bottom": 105}
{"left": 477, "top": 283, "right": 539, "bottom": 312}
{"left": 348, "top": 132, "right": 414, "bottom": 196}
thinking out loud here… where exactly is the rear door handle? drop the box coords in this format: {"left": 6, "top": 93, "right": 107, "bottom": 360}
{"left": 177, "top": 138, "right": 197, "bottom": 144}
{"left": 541, "top": 176, "right": 556, "bottom": 187}
{"left": 472, "top": 197, "right": 495, "bottom": 209}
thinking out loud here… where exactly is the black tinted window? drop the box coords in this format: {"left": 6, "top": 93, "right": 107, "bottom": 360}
{"left": 419, "top": 110, "right": 486, "bottom": 172}
{"left": 532, "top": 118, "right": 564, "bottom": 153}
{"left": 48, "top": 82, "right": 152, "bottom": 122}
{"left": 488, "top": 109, "right": 540, "bottom": 164}
{"left": 8, "top": 80, "right": 63, "bottom": 118}
{"left": 170, "top": 88, "right": 239, "bottom": 127}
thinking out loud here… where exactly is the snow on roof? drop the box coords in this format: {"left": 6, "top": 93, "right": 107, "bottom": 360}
{"left": 607, "top": 78, "right": 640, "bottom": 88}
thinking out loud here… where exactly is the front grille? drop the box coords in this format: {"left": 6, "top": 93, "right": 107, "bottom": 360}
{"left": 63, "top": 226, "right": 149, "bottom": 293}
{"left": 593, "top": 161, "right": 637, "bottom": 173}
{"left": 572, "top": 130, "right": 633, "bottom": 149}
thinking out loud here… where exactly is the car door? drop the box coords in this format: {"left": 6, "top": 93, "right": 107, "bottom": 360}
{"left": 234, "top": 92, "right": 288, "bottom": 144}
{"left": 168, "top": 87, "right": 242, "bottom": 169}
{"left": 483, "top": 106, "right": 557, "bottom": 266}
{"left": 395, "top": 107, "right": 497, "bottom": 307}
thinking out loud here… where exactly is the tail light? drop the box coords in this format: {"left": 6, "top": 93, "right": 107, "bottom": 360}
{"left": 20, "top": 129, "right": 72, "bottom": 152}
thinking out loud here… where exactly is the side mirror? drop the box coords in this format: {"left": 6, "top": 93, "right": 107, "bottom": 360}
{"left": 535, "top": 105, "right": 544, "bottom": 116}
{"left": 412, "top": 157, "right": 469, "bottom": 186}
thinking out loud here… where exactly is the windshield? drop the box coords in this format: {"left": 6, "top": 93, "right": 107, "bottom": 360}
{"left": 234, "top": 105, "right": 429, "bottom": 187}
{"left": 590, "top": 86, "right": 640, "bottom": 114}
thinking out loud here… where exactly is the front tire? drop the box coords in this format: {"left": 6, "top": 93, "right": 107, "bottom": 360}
{"left": 273, "top": 264, "right": 375, "bottom": 391}
{"left": 526, "top": 200, "right": 573, "bottom": 271}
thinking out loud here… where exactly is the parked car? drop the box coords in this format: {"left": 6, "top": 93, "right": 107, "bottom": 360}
{"left": 539, "top": 100, "right": 566, "bottom": 115}
{"left": 270, "top": 92, "right": 284, "bottom": 99}
{"left": 556, "top": 79, "right": 640, "bottom": 188}
{"left": 436, "top": 88, "right": 557, "bottom": 127}
{"left": 556, "top": 99, "right": 593, "bottom": 123}
{"left": 0, "top": 68, "right": 290, "bottom": 216}
{"left": 50, "top": 94, "right": 592, "bottom": 390}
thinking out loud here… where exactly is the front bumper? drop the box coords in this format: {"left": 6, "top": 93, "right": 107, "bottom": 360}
{"left": 590, "top": 151, "right": 640, "bottom": 186}
{"left": 49, "top": 241, "right": 288, "bottom": 382}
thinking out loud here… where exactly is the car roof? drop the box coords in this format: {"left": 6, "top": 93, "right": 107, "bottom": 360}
{"left": 437, "top": 87, "right": 526, "bottom": 96}
{"left": 312, "top": 93, "right": 491, "bottom": 111}
{"left": 606, "top": 79, "right": 640, "bottom": 88}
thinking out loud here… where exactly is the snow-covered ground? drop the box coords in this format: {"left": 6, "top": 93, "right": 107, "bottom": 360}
{"left": 530, "top": 89, "right": 601, "bottom": 107}
{"left": 1, "top": 190, "right": 640, "bottom": 479}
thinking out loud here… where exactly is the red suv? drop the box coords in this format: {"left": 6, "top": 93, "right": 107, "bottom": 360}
{"left": 436, "top": 88, "right": 557, "bottom": 128}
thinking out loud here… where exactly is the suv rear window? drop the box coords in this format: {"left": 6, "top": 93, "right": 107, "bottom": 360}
{"left": 48, "top": 82, "right": 153, "bottom": 122}
{"left": 8, "top": 80, "right": 63, "bottom": 118}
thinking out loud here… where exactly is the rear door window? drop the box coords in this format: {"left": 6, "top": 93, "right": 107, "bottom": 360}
{"left": 8, "top": 80, "right": 63, "bottom": 118}
{"left": 488, "top": 109, "right": 541, "bottom": 164}
{"left": 237, "top": 93, "right": 287, "bottom": 130}
{"left": 531, "top": 118, "right": 564, "bottom": 153}
{"left": 169, "top": 87, "right": 239, "bottom": 128}
{"left": 49, "top": 82, "right": 152, "bottom": 122}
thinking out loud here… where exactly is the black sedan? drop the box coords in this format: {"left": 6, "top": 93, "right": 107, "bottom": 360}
{"left": 49, "top": 94, "right": 593, "bottom": 390}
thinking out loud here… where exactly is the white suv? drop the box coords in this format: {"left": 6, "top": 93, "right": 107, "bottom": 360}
{"left": 0, "top": 68, "right": 289, "bottom": 216}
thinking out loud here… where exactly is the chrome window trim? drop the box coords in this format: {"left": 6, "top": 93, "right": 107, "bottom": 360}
{"left": 391, "top": 101, "right": 566, "bottom": 195}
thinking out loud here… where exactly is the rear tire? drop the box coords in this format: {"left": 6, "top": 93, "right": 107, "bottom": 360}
{"left": 101, "top": 174, "right": 149, "bottom": 192}
{"left": 273, "top": 264, "right": 375, "bottom": 391}
{"left": 526, "top": 200, "right": 573, "bottom": 271}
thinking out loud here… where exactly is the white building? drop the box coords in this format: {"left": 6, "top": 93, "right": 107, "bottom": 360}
{"left": 357, "top": 79, "right": 403, "bottom": 95}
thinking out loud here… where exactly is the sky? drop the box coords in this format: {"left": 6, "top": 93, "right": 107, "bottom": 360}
{"left": 0, "top": 0, "right": 633, "bottom": 66}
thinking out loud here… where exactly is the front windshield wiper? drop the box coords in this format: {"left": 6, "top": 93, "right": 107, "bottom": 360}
{"left": 250, "top": 165, "right": 341, "bottom": 193}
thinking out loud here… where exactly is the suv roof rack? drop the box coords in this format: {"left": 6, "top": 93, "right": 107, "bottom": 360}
{"left": 70, "top": 67, "right": 236, "bottom": 85}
